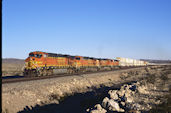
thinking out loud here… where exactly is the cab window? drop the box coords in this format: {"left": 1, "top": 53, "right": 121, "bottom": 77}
{"left": 35, "top": 54, "right": 42, "bottom": 58}
{"left": 75, "top": 57, "right": 80, "bottom": 60}
{"left": 29, "top": 53, "right": 34, "bottom": 57}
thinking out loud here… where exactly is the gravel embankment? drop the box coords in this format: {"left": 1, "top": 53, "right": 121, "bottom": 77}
{"left": 2, "top": 66, "right": 163, "bottom": 113}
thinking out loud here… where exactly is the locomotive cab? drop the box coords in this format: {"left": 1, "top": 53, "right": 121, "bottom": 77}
{"left": 24, "top": 51, "right": 48, "bottom": 76}
{"left": 74, "top": 56, "right": 82, "bottom": 68}
{"left": 25, "top": 51, "right": 46, "bottom": 70}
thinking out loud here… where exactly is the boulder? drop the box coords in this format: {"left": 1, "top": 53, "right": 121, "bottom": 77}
{"left": 129, "top": 85, "right": 137, "bottom": 91}
{"left": 107, "top": 99, "right": 125, "bottom": 112}
{"left": 94, "top": 104, "right": 102, "bottom": 110}
{"left": 124, "top": 89, "right": 132, "bottom": 98}
{"left": 108, "top": 90, "right": 119, "bottom": 100}
{"left": 121, "top": 84, "right": 128, "bottom": 90}
{"left": 117, "top": 89, "right": 125, "bottom": 97}
{"left": 121, "top": 72, "right": 128, "bottom": 78}
{"left": 90, "top": 104, "right": 107, "bottom": 113}
{"left": 132, "top": 103, "right": 141, "bottom": 110}
{"left": 137, "top": 85, "right": 148, "bottom": 94}
{"left": 126, "top": 96, "right": 133, "bottom": 103}
{"left": 120, "top": 101, "right": 125, "bottom": 106}
{"left": 90, "top": 109, "right": 107, "bottom": 113}
{"left": 102, "top": 97, "right": 109, "bottom": 108}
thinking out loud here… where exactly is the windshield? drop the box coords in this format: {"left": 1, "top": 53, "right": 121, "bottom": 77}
{"left": 29, "top": 53, "right": 42, "bottom": 58}
{"left": 75, "top": 57, "right": 80, "bottom": 60}
{"left": 29, "top": 53, "right": 34, "bottom": 57}
{"left": 35, "top": 54, "right": 42, "bottom": 58}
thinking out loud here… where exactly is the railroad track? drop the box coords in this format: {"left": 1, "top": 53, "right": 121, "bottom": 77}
{"left": 2, "top": 66, "right": 150, "bottom": 84}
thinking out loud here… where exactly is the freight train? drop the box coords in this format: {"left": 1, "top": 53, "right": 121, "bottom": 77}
{"left": 23, "top": 51, "right": 148, "bottom": 76}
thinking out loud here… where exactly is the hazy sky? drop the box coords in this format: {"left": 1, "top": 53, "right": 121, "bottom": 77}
{"left": 2, "top": 0, "right": 171, "bottom": 60}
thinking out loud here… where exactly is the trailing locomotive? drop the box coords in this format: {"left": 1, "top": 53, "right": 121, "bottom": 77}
{"left": 24, "top": 51, "right": 119, "bottom": 76}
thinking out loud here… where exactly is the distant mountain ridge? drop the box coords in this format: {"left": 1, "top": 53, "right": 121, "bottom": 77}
{"left": 2, "top": 58, "right": 25, "bottom": 64}
{"left": 140, "top": 59, "right": 171, "bottom": 64}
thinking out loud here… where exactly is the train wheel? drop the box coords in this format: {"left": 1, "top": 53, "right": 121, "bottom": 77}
{"left": 28, "top": 69, "right": 38, "bottom": 77}
{"left": 23, "top": 69, "right": 29, "bottom": 77}
{"left": 38, "top": 70, "right": 43, "bottom": 76}
{"left": 50, "top": 69, "right": 53, "bottom": 75}
{"left": 67, "top": 68, "right": 72, "bottom": 74}
{"left": 43, "top": 69, "right": 47, "bottom": 76}
{"left": 82, "top": 68, "right": 86, "bottom": 73}
{"left": 79, "top": 68, "right": 85, "bottom": 73}
{"left": 67, "top": 67, "right": 75, "bottom": 74}
{"left": 47, "top": 69, "right": 53, "bottom": 76}
{"left": 110, "top": 67, "right": 113, "bottom": 70}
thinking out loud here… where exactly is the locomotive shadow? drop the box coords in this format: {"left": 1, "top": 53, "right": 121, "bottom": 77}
{"left": 18, "top": 81, "right": 137, "bottom": 113}
{"left": 2, "top": 75, "right": 24, "bottom": 79}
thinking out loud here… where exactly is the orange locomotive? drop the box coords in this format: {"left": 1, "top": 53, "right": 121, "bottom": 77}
{"left": 24, "top": 51, "right": 119, "bottom": 76}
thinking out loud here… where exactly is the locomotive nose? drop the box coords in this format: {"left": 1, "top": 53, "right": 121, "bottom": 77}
{"left": 25, "top": 57, "right": 37, "bottom": 69}
{"left": 28, "top": 61, "right": 31, "bottom": 67}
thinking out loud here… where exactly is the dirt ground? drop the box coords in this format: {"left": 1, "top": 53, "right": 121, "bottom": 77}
{"left": 2, "top": 66, "right": 170, "bottom": 113}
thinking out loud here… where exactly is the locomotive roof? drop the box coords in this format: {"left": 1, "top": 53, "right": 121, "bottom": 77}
{"left": 47, "top": 52, "right": 75, "bottom": 58}
{"left": 29, "top": 51, "right": 118, "bottom": 61}
{"left": 84, "top": 57, "right": 95, "bottom": 59}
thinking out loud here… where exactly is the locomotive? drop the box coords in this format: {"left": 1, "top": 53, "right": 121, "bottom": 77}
{"left": 24, "top": 51, "right": 120, "bottom": 76}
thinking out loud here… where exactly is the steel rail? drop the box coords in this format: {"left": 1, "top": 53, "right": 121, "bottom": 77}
{"left": 2, "top": 66, "right": 151, "bottom": 84}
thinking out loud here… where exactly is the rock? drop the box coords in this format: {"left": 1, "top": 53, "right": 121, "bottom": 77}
{"left": 137, "top": 85, "right": 148, "bottom": 94}
{"left": 134, "top": 81, "right": 140, "bottom": 86}
{"left": 90, "top": 104, "right": 107, "bottom": 113}
{"left": 132, "top": 103, "right": 141, "bottom": 110}
{"left": 108, "top": 90, "right": 119, "bottom": 100}
{"left": 90, "top": 109, "right": 107, "bottom": 113}
{"left": 135, "top": 110, "right": 141, "bottom": 113}
{"left": 86, "top": 108, "right": 90, "bottom": 112}
{"left": 128, "top": 110, "right": 141, "bottom": 113}
{"left": 94, "top": 104, "right": 102, "bottom": 110}
{"left": 107, "top": 99, "right": 124, "bottom": 112}
{"left": 156, "top": 100, "right": 161, "bottom": 104}
{"left": 117, "top": 89, "right": 125, "bottom": 97}
{"left": 37, "top": 99, "right": 41, "bottom": 102}
{"left": 102, "top": 97, "right": 109, "bottom": 108}
{"left": 129, "top": 85, "right": 137, "bottom": 91}
{"left": 124, "top": 89, "right": 132, "bottom": 98}
{"left": 122, "top": 72, "right": 128, "bottom": 78}
{"left": 125, "top": 84, "right": 134, "bottom": 91}
{"left": 121, "top": 84, "right": 128, "bottom": 90}
{"left": 126, "top": 96, "right": 133, "bottom": 103}
{"left": 121, "top": 101, "right": 125, "bottom": 106}
{"left": 147, "top": 104, "right": 152, "bottom": 109}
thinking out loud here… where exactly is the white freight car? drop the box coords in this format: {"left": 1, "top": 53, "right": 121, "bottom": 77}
{"left": 116, "top": 57, "right": 148, "bottom": 67}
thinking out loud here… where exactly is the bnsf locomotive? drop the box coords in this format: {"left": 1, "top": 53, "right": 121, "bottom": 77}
{"left": 24, "top": 51, "right": 120, "bottom": 76}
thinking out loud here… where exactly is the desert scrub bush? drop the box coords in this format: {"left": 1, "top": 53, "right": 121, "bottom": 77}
{"left": 120, "top": 73, "right": 127, "bottom": 80}
{"left": 49, "top": 93, "right": 61, "bottom": 101}
{"left": 145, "top": 67, "right": 150, "bottom": 72}
{"left": 49, "top": 93, "right": 70, "bottom": 103}
{"left": 128, "top": 71, "right": 134, "bottom": 75}
{"left": 161, "top": 74, "right": 168, "bottom": 82}
{"left": 120, "top": 75, "right": 126, "bottom": 80}
{"left": 146, "top": 74, "right": 156, "bottom": 84}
